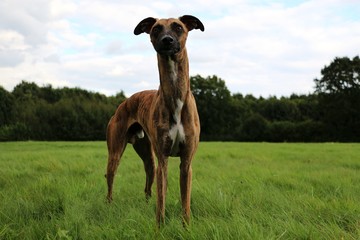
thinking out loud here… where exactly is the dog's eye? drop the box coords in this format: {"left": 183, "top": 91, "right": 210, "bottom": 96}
{"left": 171, "top": 23, "right": 183, "bottom": 33}
{"left": 174, "top": 25, "right": 183, "bottom": 33}
{"left": 152, "top": 25, "right": 162, "bottom": 35}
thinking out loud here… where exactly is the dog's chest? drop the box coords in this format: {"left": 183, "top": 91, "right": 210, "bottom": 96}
{"left": 168, "top": 99, "right": 185, "bottom": 155}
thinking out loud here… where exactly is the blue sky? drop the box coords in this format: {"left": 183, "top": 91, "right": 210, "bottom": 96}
{"left": 1, "top": 0, "right": 359, "bottom": 97}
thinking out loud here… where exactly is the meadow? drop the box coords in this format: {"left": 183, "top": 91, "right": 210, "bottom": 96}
{"left": 0, "top": 141, "right": 359, "bottom": 239}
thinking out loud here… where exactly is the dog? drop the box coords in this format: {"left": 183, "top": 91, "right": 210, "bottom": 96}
{"left": 105, "top": 15, "right": 204, "bottom": 226}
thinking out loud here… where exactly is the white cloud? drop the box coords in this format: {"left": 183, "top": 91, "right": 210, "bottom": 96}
{"left": 0, "top": 30, "right": 29, "bottom": 51}
{"left": 49, "top": 0, "right": 77, "bottom": 19}
{"left": 0, "top": 0, "right": 359, "bottom": 97}
{"left": 0, "top": 1, "right": 50, "bottom": 46}
{"left": 0, "top": 50, "right": 25, "bottom": 67}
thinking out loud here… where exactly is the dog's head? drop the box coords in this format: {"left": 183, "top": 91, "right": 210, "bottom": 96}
{"left": 134, "top": 15, "right": 204, "bottom": 56}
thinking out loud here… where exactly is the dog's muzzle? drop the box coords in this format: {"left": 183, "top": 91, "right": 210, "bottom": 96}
{"left": 155, "top": 35, "right": 180, "bottom": 56}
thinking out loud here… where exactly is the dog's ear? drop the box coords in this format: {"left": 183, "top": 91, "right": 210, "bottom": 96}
{"left": 134, "top": 17, "right": 157, "bottom": 35}
{"left": 179, "top": 15, "right": 204, "bottom": 32}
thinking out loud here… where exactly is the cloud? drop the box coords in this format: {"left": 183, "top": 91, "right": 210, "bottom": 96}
{"left": 105, "top": 40, "right": 124, "bottom": 55}
{"left": 0, "top": 50, "right": 25, "bottom": 67}
{"left": 44, "top": 54, "right": 61, "bottom": 63}
{"left": 187, "top": 0, "right": 360, "bottom": 96}
{"left": 49, "top": 0, "right": 77, "bottom": 19}
{"left": 0, "top": 0, "right": 359, "bottom": 97}
{"left": 0, "top": 1, "right": 50, "bottom": 46}
{"left": 0, "top": 30, "right": 28, "bottom": 67}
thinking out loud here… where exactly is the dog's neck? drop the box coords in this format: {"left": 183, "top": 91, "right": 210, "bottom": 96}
{"left": 157, "top": 49, "right": 189, "bottom": 115}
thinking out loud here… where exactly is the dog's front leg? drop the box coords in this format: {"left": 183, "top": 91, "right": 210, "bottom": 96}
{"left": 156, "top": 157, "right": 168, "bottom": 226}
{"left": 180, "top": 158, "right": 192, "bottom": 226}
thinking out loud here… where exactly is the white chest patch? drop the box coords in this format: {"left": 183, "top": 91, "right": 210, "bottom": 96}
{"left": 169, "top": 99, "right": 185, "bottom": 155}
{"left": 168, "top": 59, "right": 177, "bottom": 82}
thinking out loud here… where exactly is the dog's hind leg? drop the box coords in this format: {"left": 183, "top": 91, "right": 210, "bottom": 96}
{"left": 106, "top": 116, "right": 128, "bottom": 202}
{"left": 132, "top": 133, "right": 155, "bottom": 200}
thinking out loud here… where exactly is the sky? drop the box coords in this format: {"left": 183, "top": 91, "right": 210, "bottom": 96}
{"left": 0, "top": 0, "right": 360, "bottom": 97}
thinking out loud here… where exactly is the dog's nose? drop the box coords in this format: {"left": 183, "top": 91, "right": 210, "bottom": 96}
{"left": 161, "top": 36, "right": 174, "bottom": 45}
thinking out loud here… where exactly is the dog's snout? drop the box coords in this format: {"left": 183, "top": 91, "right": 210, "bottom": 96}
{"left": 161, "top": 36, "right": 174, "bottom": 45}
{"left": 155, "top": 34, "right": 180, "bottom": 55}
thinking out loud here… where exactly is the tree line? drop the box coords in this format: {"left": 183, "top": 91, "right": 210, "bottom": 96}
{"left": 1, "top": 56, "right": 359, "bottom": 142}
{"left": 0, "top": 84, "right": 126, "bottom": 141}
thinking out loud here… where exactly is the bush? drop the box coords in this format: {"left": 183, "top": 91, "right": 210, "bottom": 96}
{"left": 0, "top": 123, "right": 30, "bottom": 141}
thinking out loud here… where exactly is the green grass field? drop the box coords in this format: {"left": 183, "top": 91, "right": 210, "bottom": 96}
{"left": 0, "top": 142, "right": 359, "bottom": 239}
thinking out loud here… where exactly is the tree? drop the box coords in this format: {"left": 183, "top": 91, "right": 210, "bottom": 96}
{"left": 315, "top": 56, "right": 360, "bottom": 94}
{"left": 258, "top": 97, "right": 301, "bottom": 122}
{"left": 314, "top": 56, "right": 360, "bottom": 141}
{"left": 241, "top": 113, "right": 268, "bottom": 141}
{"left": 12, "top": 81, "right": 41, "bottom": 100}
{"left": 0, "top": 87, "right": 14, "bottom": 126}
{"left": 190, "top": 75, "right": 232, "bottom": 140}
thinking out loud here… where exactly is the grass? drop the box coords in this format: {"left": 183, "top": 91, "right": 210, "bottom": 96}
{"left": 0, "top": 141, "right": 359, "bottom": 239}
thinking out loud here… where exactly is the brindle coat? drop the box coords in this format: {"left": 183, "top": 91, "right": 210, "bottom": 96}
{"left": 106, "top": 15, "right": 204, "bottom": 226}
